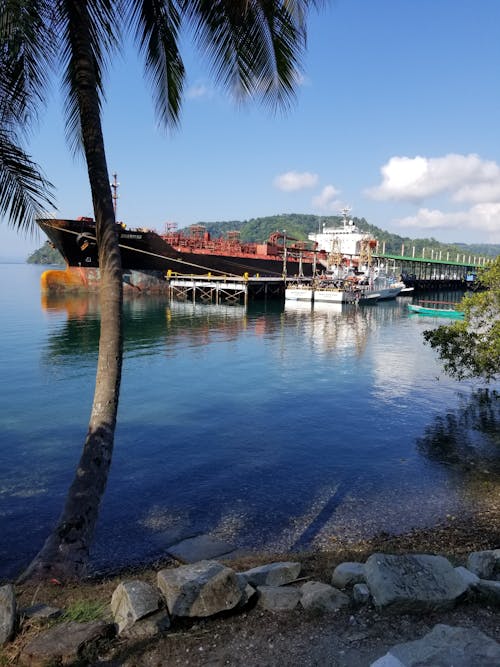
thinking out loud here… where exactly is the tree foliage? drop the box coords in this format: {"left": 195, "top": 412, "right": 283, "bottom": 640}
{"left": 196, "top": 214, "right": 500, "bottom": 257}
{"left": 423, "top": 256, "right": 500, "bottom": 382}
{"left": 27, "top": 240, "right": 64, "bottom": 264}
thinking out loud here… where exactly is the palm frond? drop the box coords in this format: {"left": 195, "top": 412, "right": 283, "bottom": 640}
{"left": 184, "top": 0, "right": 317, "bottom": 112}
{"left": 130, "top": 0, "right": 185, "bottom": 129}
{"left": 0, "top": 127, "right": 55, "bottom": 230}
{"left": 0, "top": 0, "right": 55, "bottom": 124}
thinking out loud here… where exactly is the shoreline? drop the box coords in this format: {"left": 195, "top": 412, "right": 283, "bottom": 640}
{"left": 5, "top": 513, "right": 499, "bottom": 666}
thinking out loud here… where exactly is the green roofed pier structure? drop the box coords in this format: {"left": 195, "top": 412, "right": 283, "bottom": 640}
{"left": 372, "top": 248, "right": 492, "bottom": 291}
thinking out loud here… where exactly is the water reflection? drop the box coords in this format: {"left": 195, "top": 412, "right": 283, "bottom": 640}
{"left": 284, "top": 299, "right": 409, "bottom": 359}
{"left": 418, "top": 389, "right": 500, "bottom": 474}
{"left": 7, "top": 288, "right": 495, "bottom": 578}
{"left": 41, "top": 293, "right": 256, "bottom": 360}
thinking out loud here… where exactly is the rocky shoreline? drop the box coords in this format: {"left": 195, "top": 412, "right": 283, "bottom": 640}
{"left": 2, "top": 530, "right": 500, "bottom": 666}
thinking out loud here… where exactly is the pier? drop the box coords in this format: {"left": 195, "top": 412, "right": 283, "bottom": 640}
{"left": 372, "top": 251, "right": 489, "bottom": 291}
{"left": 165, "top": 250, "right": 490, "bottom": 304}
{"left": 166, "top": 275, "right": 294, "bottom": 305}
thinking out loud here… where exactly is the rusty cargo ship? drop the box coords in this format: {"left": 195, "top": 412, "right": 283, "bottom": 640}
{"left": 37, "top": 217, "right": 319, "bottom": 278}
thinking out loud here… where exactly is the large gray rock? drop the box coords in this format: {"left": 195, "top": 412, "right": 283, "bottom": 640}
{"left": 353, "top": 583, "right": 371, "bottom": 605}
{"left": 20, "top": 621, "right": 115, "bottom": 666}
{"left": 119, "top": 611, "right": 171, "bottom": 641}
{"left": 454, "top": 566, "right": 480, "bottom": 590}
{"left": 257, "top": 586, "right": 301, "bottom": 611}
{"left": 331, "top": 562, "right": 366, "bottom": 588}
{"left": 365, "top": 553, "right": 468, "bottom": 612}
{"left": 467, "top": 549, "right": 500, "bottom": 580}
{"left": 166, "top": 535, "right": 236, "bottom": 563}
{"left": 157, "top": 560, "right": 242, "bottom": 617}
{"left": 300, "top": 581, "right": 350, "bottom": 613}
{"left": 474, "top": 579, "right": 500, "bottom": 605}
{"left": 235, "top": 574, "right": 256, "bottom": 609}
{"left": 111, "top": 580, "right": 162, "bottom": 633}
{"left": 240, "top": 562, "right": 301, "bottom": 587}
{"left": 370, "top": 623, "right": 500, "bottom": 666}
{"left": 21, "top": 604, "right": 62, "bottom": 622}
{"left": 0, "top": 584, "right": 16, "bottom": 645}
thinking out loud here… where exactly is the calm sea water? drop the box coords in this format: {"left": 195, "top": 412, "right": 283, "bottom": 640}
{"left": 1, "top": 264, "right": 499, "bottom": 580}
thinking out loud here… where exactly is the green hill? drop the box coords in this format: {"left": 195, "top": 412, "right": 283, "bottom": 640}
{"left": 197, "top": 214, "right": 500, "bottom": 259}
{"left": 27, "top": 241, "right": 64, "bottom": 265}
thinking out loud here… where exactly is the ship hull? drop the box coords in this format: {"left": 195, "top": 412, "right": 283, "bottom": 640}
{"left": 38, "top": 219, "right": 315, "bottom": 278}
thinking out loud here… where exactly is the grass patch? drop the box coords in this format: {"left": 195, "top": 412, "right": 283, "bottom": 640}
{"left": 60, "top": 599, "right": 108, "bottom": 623}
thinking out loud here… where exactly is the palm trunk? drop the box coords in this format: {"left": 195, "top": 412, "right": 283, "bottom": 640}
{"left": 18, "top": 3, "right": 122, "bottom": 583}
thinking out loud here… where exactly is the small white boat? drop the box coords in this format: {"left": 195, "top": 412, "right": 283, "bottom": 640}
{"left": 285, "top": 286, "right": 314, "bottom": 302}
{"left": 285, "top": 280, "right": 359, "bottom": 304}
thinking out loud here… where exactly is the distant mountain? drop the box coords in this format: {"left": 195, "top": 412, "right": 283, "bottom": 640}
{"left": 27, "top": 241, "right": 64, "bottom": 265}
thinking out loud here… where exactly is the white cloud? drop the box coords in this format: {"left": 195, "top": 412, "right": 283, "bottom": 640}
{"left": 397, "top": 203, "right": 500, "bottom": 242}
{"left": 312, "top": 185, "right": 342, "bottom": 212}
{"left": 274, "top": 171, "right": 319, "bottom": 192}
{"left": 186, "top": 83, "right": 210, "bottom": 100}
{"left": 293, "top": 70, "right": 309, "bottom": 86}
{"left": 366, "top": 153, "right": 500, "bottom": 203}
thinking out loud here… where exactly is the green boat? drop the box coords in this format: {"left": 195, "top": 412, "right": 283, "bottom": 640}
{"left": 407, "top": 301, "right": 464, "bottom": 319}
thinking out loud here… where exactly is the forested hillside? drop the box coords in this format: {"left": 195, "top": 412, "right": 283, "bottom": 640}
{"left": 27, "top": 242, "right": 64, "bottom": 265}
{"left": 198, "top": 214, "right": 500, "bottom": 258}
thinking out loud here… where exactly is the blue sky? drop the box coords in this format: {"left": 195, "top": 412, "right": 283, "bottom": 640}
{"left": 2, "top": 0, "right": 500, "bottom": 260}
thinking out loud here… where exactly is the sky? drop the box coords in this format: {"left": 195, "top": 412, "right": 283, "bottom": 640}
{"left": 2, "top": 0, "right": 500, "bottom": 260}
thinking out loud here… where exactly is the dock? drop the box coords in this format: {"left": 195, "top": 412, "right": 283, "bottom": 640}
{"left": 373, "top": 249, "right": 490, "bottom": 290}
{"left": 166, "top": 275, "right": 301, "bottom": 305}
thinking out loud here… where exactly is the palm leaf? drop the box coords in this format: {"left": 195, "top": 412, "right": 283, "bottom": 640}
{"left": 130, "top": 0, "right": 185, "bottom": 128}
{"left": 0, "top": 127, "right": 55, "bottom": 230}
{"left": 184, "top": 0, "right": 317, "bottom": 111}
{"left": 0, "top": 0, "right": 55, "bottom": 123}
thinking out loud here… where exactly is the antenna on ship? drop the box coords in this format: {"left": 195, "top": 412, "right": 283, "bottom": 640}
{"left": 341, "top": 206, "right": 351, "bottom": 229}
{"left": 111, "top": 173, "right": 119, "bottom": 218}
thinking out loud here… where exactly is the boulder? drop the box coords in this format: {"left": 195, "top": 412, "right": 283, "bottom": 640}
{"left": 365, "top": 553, "right": 468, "bottom": 613}
{"left": 467, "top": 550, "right": 500, "bottom": 580}
{"left": 157, "top": 560, "right": 242, "bottom": 617}
{"left": 20, "top": 621, "right": 115, "bottom": 666}
{"left": 0, "top": 584, "right": 16, "bottom": 645}
{"left": 300, "top": 581, "right": 350, "bottom": 613}
{"left": 353, "top": 583, "right": 371, "bottom": 605}
{"left": 119, "top": 611, "right": 171, "bottom": 641}
{"left": 454, "top": 566, "right": 480, "bottom": 590}
{"left": 331, "top": 562, "right": 366, "bottom": 588}
{"left": 474, "top": 579, "right": 500, "bottom": 605}
{"left": 370, "top": 623, "right": 500, "bottom": 666}
{"left": 21, "top": 604, "right": 62, "bottom": 622}
{"left": 257, "top": 586, "right": 301, "bottom": 611}
{"left": 111, "top": 580, "right": 162, "bottom": 633}
{"left": 240, "top": 562, "right": 301, "bottom": 587}
{"left": 235, "top": 574, "right": 256, "bottom": 609}
{"left": 166, "top": 535, "right": 236, "bottom": 563}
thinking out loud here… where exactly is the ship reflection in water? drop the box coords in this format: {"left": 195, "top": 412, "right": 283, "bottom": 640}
{"left": 0, "top": 281, "right": 497, "bottom": 580}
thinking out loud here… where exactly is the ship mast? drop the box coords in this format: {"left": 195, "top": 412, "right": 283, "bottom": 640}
{"left": 111, "top": 173, "right": 119, "bottom": 218}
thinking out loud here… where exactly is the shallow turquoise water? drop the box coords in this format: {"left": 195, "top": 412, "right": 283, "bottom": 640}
{"left": 0, "top": 264, "right": 498, "bottom": 580}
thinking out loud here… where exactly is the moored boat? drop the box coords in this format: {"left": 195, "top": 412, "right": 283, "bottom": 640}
{"left": 37, "top": 217, "right": 318, "bottom": 278}
{"left": 407, "top": 300, "right": 465, "bottom": 319}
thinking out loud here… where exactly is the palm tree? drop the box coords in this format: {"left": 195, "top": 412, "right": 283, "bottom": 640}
{"left": 2, "top": 0, "right": 322, "bottom": 582}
